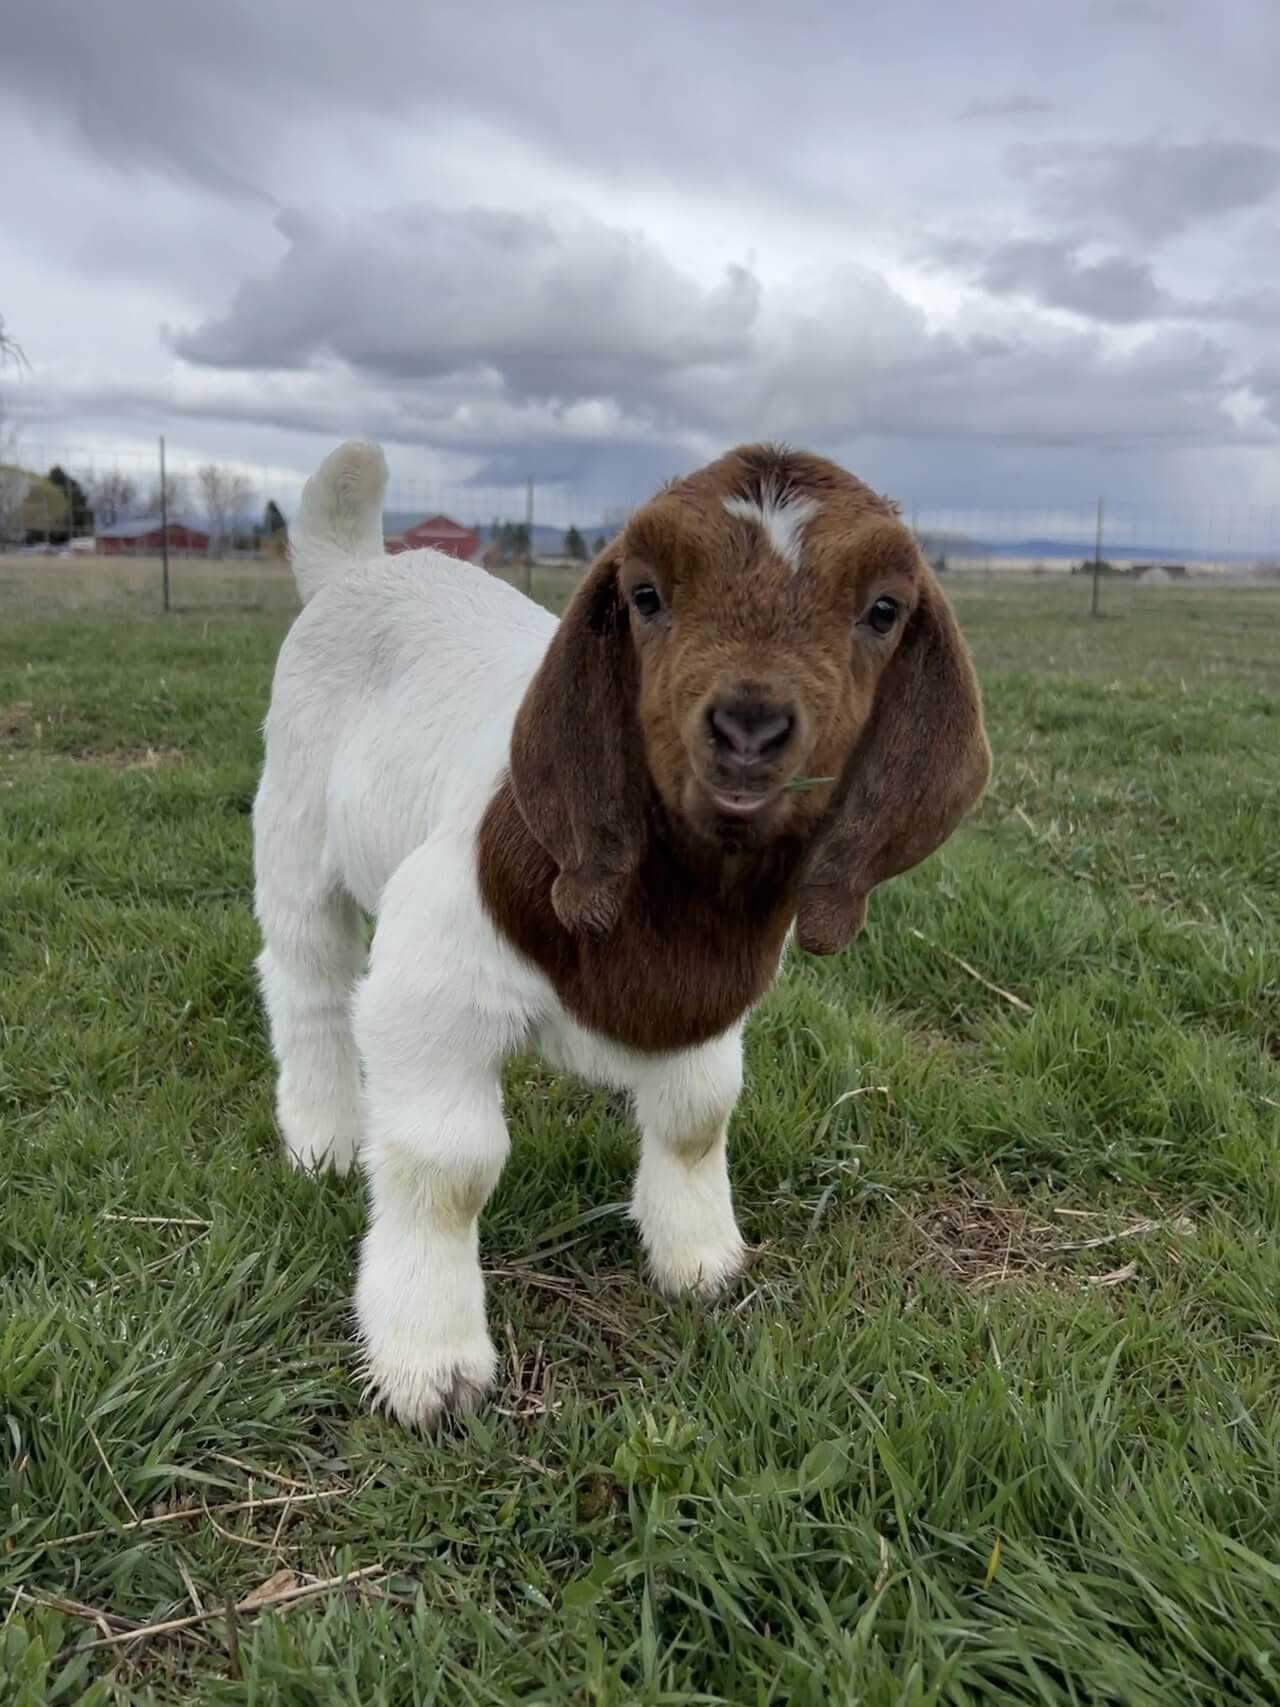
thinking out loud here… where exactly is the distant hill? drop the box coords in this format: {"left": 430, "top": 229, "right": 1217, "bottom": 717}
{"left": 921, "top": 532, "right": 1264, "bottom": 567}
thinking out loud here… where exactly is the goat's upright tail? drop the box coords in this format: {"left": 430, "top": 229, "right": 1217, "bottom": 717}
{"left": 288, "top": 440, "right": 389, "bottom": 604}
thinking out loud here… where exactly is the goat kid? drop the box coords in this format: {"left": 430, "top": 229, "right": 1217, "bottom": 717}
{"left": 254, "top": 440, "right": 990, "bottom": 1426}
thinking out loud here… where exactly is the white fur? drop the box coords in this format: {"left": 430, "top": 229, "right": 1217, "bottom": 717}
{"left": 722, "top": 486, "right": 820, "bottom": 571}
{"left": 254, "top": 441, "right": 747, "bottom": 1427}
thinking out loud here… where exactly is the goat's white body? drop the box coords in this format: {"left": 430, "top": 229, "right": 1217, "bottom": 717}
{"left": 262, "top": 549, "right": 553, "bottom": 919}
{"left": 253, "top": 444, "right": 745, "bottom": 1425}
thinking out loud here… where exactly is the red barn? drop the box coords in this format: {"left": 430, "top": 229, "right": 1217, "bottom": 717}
{"left": 96, "top": 517, "right": 209, "bottom": 555}
{"left": 385, "top": 513, "right": 480, "bottom": 563}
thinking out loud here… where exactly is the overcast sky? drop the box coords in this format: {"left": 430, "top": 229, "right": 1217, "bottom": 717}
{"left": 3, "top": 0, "right": 1279, "bottom": 523}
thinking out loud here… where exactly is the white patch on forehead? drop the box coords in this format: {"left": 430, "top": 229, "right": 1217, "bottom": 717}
{"left": 722, "top": 485, "right": 820, "bottom": 572}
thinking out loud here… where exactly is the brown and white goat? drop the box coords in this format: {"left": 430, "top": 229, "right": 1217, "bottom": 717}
{"left": 253, "top": 439, "right": 990, "bottom": 1426}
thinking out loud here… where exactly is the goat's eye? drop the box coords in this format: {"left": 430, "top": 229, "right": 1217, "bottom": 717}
{"left": 631, "top": 583, "right": 663, "bottom": 620}
{"left": 863, "top": 595, "right": 900, "bottom": 636}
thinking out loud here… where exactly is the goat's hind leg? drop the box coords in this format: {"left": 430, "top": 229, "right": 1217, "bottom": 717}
{"left": 255, "top": 825, "right": 365, "bottom": 1175}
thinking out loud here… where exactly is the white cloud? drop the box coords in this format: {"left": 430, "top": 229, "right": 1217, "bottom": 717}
{"left": 175, "top": 207, "right": 760, "bottom": 399}
{"left": 156, "top": 212, "right": 1265, "bottom": 491}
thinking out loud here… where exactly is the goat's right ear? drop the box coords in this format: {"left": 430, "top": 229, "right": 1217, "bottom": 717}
{"left": 508, "top": 545, "right": 648, "bottom": 937}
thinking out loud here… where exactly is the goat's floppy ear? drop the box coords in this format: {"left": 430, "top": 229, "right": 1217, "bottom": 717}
{"left": 509, "top": 544, "right": 647, "bottom": 937}
{"left": 796, "top": 540, "right": 991, "bottom": 956}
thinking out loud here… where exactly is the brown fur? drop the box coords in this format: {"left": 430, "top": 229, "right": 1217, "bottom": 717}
{"left": 479, "top": 443, "right": 990, "bottom": 1054}
{"left": 480, "top": 785, "right": 804, "bottom": 1052}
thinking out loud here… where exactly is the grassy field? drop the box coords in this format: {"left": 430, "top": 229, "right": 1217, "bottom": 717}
{"left": 0, "top": 554, "right": 576, "bottom": 620}
{"left": 1, "top": 575, "right": 1278, "bottom": 1703}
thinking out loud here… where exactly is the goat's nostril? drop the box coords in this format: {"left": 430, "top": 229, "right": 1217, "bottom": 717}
{"left": 707, "top": 699, "right": 796, "bottom": 762}
{"left": 753, "top": 709, "right": 795, "bottom": 757}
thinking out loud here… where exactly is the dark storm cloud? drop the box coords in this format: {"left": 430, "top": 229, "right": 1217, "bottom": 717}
{"left": 1011, "top": 139, "right": 1280, "bottom": 243}
{"left": 978, "top": 240, "right": 1171, "bottom": 322}
{"left": 955, "top": 237, "right": 1280, "bottom": 328}
{"left": 0, "top": 0, "right": 945, "bottom": 215}
{"left": 0, "top": 2, "right": 283, "bottom": 202}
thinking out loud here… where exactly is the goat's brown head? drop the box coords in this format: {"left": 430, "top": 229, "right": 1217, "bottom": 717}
{"left": 510, "top": 444, "right": 991, "bottom": 954}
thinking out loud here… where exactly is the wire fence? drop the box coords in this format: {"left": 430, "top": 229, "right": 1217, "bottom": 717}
{"left": 2, "top": 436, "right": 1279, "bottom": 617}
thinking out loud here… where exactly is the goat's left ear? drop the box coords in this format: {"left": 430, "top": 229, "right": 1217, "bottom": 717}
{"left": 796, "top": 537, "right": 991, "bottom": 956}
{"left": 508, "top": 544, "right": 648, "bottom": 937}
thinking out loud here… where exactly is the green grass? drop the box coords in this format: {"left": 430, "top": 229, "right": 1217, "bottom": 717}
{"left": 1, "top": 578, "right": 1278, "bottom": 1703}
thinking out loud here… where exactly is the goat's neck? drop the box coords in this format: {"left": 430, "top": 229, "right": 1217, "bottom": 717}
{"left": 642, "top": 795, "right": 809, "bottom": 908}
{"left": 478, "top": 777, "right": 805, "bottom": 1053}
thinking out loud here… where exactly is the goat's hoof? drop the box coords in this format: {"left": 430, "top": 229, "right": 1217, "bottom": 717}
{"left": 359, "top": 1337, "right": 497, "bottom": 1430}
{"left": 647, "top": 1232, "right": 748, "bottom": 1301}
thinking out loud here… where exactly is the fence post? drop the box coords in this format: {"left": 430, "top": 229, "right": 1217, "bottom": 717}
{"left": 523, "top": 475, "right": 534, "bottom": 598}
{"left": 159, "top": 435, "right": 171, "bottom": 613}
{"left": 1089, "top": 497, "right": 1104, "bottom": 617}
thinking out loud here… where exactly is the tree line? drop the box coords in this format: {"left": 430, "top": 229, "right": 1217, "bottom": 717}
{"left": 0, "top": 456, "right": 288, "bottom": 553}
{"left": 487, "top": 523, "right": 607, "bottom": 564}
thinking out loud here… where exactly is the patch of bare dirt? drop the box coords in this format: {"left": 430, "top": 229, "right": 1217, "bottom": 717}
{"left": 0, "top": 705, "right": 183, "bottom": 770}
{"left": 481, "top": 1261, "right": 673, "bottom": 1423}
{"left": 898, "top": 1187, "right": 1195, "bottom": 1292}
{"left": 68, "top": 744, "right": 186, "bottom": 772}
{"left": 0, "top": 700, "right": 35, "bottom": 744}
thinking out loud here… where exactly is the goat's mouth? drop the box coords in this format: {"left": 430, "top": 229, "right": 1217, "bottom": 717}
{"left": 709, "top": 788, "right": 777, "bottom": 820}
{"left": 695, "top": 773, "right": 792, "bottom": 836}
{"left": 679, "top": 764, "right": 798, "bottom": 843}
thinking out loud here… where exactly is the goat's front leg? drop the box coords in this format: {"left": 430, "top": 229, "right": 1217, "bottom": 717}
{"left": 351, "top": 907, "right": 518, "bottom": 1428}
{"left": 353, "top": 1082, "right": 507, "bottom": 1427}
{"left": 629, "top": 1029, "right": 747, "bottom": 1297}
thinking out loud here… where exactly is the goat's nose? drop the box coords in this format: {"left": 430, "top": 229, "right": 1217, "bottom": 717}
{"left": 707, "top": 697, "right": 796, "bottom": 764}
